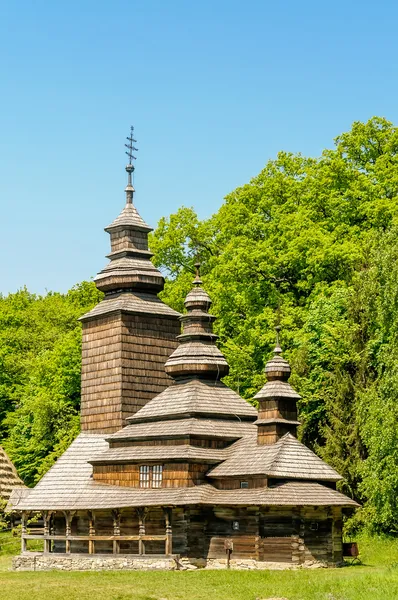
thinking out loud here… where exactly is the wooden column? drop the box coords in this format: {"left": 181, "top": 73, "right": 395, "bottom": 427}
{"left": 164, "top": 507, "right": 172, "bottom": 556}
{"left": 112, "top": 510, "right": 121, "bottom": 555}
{"left": 21, "top": 511, "right": 27, "bottom": 553}
{"left": 43, "top": 511, "right": 52, "bottom": 554}
{"left": 63, "top": 511, "right": 73, "bottom": 554}
{"left": 137, "top": 508, "right": 147, "bottom": 555}
{"left": 88, "top": 510, "right": 95, "bottom": 555}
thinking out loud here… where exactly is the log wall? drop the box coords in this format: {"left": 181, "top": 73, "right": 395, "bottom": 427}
{"left": 48, "top": 505, "right": 343, "bottom": 565}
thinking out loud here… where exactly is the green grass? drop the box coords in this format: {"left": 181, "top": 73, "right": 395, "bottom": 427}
{"left": 1, "top": 532, "right": 398, "bottom": 600}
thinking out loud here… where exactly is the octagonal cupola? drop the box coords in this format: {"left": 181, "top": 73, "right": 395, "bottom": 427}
{"left": 164, "top": 264, "right": 229, "bottom": 380}
{"left": 254, "top": 326, "right": 301, "bottom": 445}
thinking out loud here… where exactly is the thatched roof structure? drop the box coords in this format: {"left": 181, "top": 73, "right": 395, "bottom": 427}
{"left": 0, "top": 445, "right": 24, "bottom": 502}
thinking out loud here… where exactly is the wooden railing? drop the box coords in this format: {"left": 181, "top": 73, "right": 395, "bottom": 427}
{"left": 21, "top": 507, "right": 173, "bottom": 556}
{"left": 22, "top": 533, "right": 171, "bottom": 555}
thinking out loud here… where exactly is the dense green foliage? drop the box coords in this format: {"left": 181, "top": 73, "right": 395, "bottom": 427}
{"left": 1, "top": 117, "right": 398, "bottom": 534}
{"left": 150, "top": 117, "right": 398, "bottom": 533}
{"left": 0, "top": 283, "right": 102, "bottom": 484}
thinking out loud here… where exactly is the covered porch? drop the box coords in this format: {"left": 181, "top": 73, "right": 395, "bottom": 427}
{"left": 20, "top": 506, "right": 174, "bottom": 557}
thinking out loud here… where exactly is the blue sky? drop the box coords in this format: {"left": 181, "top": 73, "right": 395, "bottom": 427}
{"left": 1, "top": 0, "right": 397, "bottom": 294}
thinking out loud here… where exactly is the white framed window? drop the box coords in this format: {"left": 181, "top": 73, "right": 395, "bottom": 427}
{"left": 139, "top": 465, "right": 163, "bottom": 488}
{"left": 240, "top": 481, "right": 249, "bottom": 489}
{"left": 152, "top": 465, "right": 163, "bottom": 488}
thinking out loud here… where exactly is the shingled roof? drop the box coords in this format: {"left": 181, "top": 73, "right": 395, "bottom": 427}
{"left": 90, "top": 444, "right": 226, "bottom": 465}
{"left": 8, "top": 262, "right": 358, "bottom": 517}
{"left": 81, "top": 291, "right": 179, "bottom": 321}
{"left": 105, "top": 202, "right": 152, "bottom": 232}
{"left": 208, "top": 432, "right": 342, "bottom": 481}
{"left": 126, "top": 378, "right": 257, "bottom": 424}
{"left": 8, "top": 434, "right": 357, "bottom": 511}
{"left": 0, "top": 445, "right": 24, "bottom": 502}
{"left": 106, "top": 418, "right": 254, "bottom": 442}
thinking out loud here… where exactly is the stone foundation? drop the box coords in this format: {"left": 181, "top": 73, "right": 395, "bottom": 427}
{"left": 181, "top": 558, "right": 329, "bottom": 570}
{"left": 13, "top": 553, "right": 178, "bottom": 572}
{"left": 13, "top": 553, "right": 331, "bottom": 572}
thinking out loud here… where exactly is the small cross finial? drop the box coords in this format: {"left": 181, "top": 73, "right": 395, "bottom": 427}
{"left": 125, "top": 126, "right": 138, "bottom": 166}
{"left": 124, "top": 126, "right": 138, "bottom": 204}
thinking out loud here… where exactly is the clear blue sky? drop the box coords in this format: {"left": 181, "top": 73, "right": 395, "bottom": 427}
{"left": 1, "top": 0, "right": 397, "bottom": 294}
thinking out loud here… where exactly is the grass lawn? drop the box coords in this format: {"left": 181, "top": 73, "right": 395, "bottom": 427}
{"left": 1, "top": 533, "right": 398, "bottom": 600}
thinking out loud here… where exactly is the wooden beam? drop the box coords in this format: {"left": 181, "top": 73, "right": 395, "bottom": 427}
{"left": 22, "top": 534, "right": 167, "bottom": 542}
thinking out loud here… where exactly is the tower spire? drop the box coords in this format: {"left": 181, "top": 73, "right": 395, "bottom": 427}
{"left": 124, "top": 126, "right": 138, "bottom": 205}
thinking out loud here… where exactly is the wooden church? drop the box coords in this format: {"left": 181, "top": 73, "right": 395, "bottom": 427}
{"left": 9, "top": 133, "right": 358, "bottom": 570}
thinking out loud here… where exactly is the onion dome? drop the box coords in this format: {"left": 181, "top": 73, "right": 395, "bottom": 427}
{"left": 164, "top": 264, "right": 229, "bottom": 379}
{"left": 264, "top": 325, "right": 292, "bottom": 381}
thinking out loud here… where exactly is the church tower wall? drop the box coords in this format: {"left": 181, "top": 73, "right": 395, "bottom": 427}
{"left": 80, "top": 313, "right": 179, "bottom": 433}
{"left": 79, "top": 131, "right": 180, "bottom": 433}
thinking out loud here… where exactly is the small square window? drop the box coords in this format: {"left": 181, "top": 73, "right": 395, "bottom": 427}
{"left": 240, "top": 481, "right": 249, "bottom": 489}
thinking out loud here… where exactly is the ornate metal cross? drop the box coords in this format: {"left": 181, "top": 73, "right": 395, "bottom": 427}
{"left": 125, "top": 126, "right": 138, "bottom": 165}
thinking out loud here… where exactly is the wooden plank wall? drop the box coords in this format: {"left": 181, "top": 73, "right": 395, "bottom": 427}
{"left": 258, "top": 398, "right": 297, "bottom": 421}
{"left": 93, "top": 462, "right": 209, "bottom": 488}
{"left": 111, "top": 229, "right": 148, "bottom": 252}
{"left": 80, "top": 313, "right": 179, "bottom": 433}
{"left": 205, "top": 506, "right": 259, "bottom": 560}
{"left": 212, "top": 477, "right": 267, "bottom": 490}
{"left": 120, "top": 314, "right": 180, "bottom": 423}
{"left": 80, "top": 315, "right": 124, "bottom": 433}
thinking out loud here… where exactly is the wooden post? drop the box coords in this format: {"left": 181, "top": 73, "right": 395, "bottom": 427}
{"left": 43, "top": 511, "right": 52, "bottom": 554}
{"left": 21, "top": 511, "right": 27, "bottom": 553}
{"left": 63, "top": 511, "right": 73, "bottom": 554}
{"left": 137, "top": 508, "right": 147, "bottom": 555}
{"left": 112, "top": 510, "right": 121, "bottom": 555}
{"left": 88, "top": 510, "right": 95, "bottom": 555}
{"left": 164, "top": 507, "right": 172, "bottom": 556}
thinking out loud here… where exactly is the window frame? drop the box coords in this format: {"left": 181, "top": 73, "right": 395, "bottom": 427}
{"left": 139, "top": 464, "right": 163, "bottom": 488}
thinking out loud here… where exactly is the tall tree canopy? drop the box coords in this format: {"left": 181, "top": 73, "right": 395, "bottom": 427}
{"left": 1, "top": 117, "right": 398, "bottom": 532}
{"left": 150, "top": 117, "right": 398, "bottom": 532}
